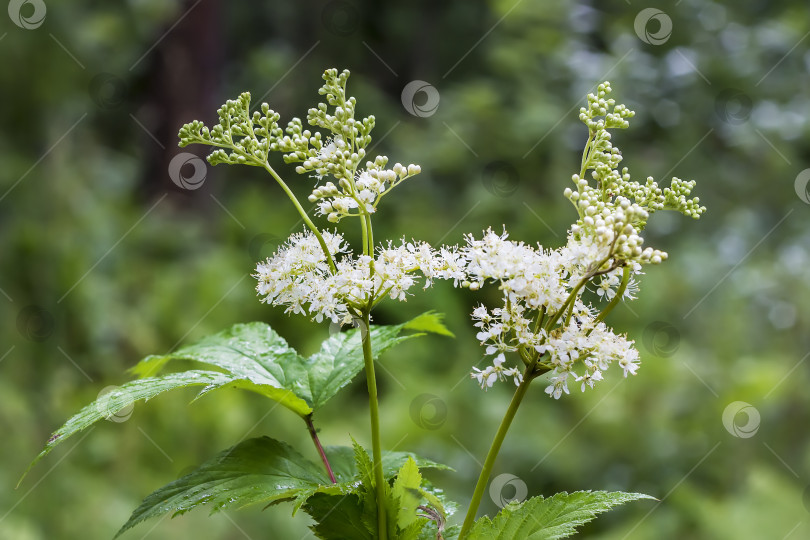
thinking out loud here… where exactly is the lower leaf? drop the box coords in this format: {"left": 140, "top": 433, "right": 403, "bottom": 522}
{"left": 115, "top": 436, "right": 344, "bottom": 538}
{"left": 467, "top": 490, "right": 655, "bottom": 540}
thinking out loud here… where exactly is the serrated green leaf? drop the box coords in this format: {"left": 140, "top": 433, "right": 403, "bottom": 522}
{"left": 400, "top": 518, "right": 432, "bottom": 540}
{"left": 116, "top": 439, "right": 451, "bottom": 538}
{"left": 303, "top": 448, "right": 454, "bottom": 540}
{"left": 323, "top": 445, "right": 453, "bottom": 483}
{"left": 393, "top": 457, "right": 423, "bottom": 528}
{"left": 133, "top": 314, "right": 449, "bottom": 414}
{"left": 20, "top": 370, "right": 233, "bottom": 484}
{"left": 352, "top": 439, "right": 375, "bottom": 487}
{"left": 467, "top": 491, "right": 655, "bottom": 540}
{"left": 304, "top": 493, "right": 375, "bottom": 540}
{"left": 306, "top": 323, "right": 415, "bottom": 410}
{"left": 131, "top": 323, "right": 313, "bottom": 415}
{"left": 115, "top": 436, "right": 346, "bottom": 538}
{"left": 436, "top": 524, "right": 461, "bottom": 540}
{"left": 403, "top": 311, "right": 455, "bottom": 338}
{"left": 26, "top": 314, "right": 451, "bottom": 484}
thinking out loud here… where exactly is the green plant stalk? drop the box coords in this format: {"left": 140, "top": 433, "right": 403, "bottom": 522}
{"left": 361, "top": 309, "right": 387, "bottom": 540}
{"left": 545, "top": 253, "right": 612, "bottom": 332}
{"left": 304, "top": 414, "right": 337, "bottom": 484}
{"left": 260, "top": 162, "right": 338, "bottom": 273}
{"left": 458, "top": 369, "right": 533, "bottom": 539}
{"left": 594, "top": 265, "right": 630, "bottom": 325}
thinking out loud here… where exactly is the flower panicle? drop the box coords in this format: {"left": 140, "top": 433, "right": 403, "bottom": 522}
{"left": 253, "top": 230, "right": 463, "bottom": 324}
{"left": 178, "top": 68, "right": 422, "bottom": 224}
{"left": 446, "top": 83, "right": 704, "bottom": 398}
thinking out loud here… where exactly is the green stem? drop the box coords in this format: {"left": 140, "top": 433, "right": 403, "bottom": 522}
{"left": 594, "top": 265, "right": 630, "bottom": 325}
{"left": 260, "top": 162, "right": 337, "bottom": 273}
{"left": 360, "top": 212, "right": 369, "bottom": 255}
{"left": 544, "top": 276, "right": 589, "bottom": 332}
{"left": 361, "top": 310, "right": 387, "bottom": 540}
{"left": 545, "top": 253, "right": 612, "bottom": 332}
{"left": 458, "top": 370, "right": 533, "bottom": 539}
{"left": 365, "top": 213, "right": 374, "bottom": 256}
{"left": 580, "top": 131, "right": 594, "bottom": 178}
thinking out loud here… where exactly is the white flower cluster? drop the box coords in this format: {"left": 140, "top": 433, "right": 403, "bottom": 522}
{"left": 538, "top": 317, "right": 639, "bottom": 399}
{"left": 454, "top": 229, "right": 640, "bottom": 397}
{"left": 253, "top": 230, "right": 463, "bottom": 324}
{"left": 448, "top": 83, "right": 704, "bottom": 398}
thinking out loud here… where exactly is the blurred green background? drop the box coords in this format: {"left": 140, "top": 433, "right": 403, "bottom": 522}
{"left": 2, "top": 0, "right": 809, "bottom": 538}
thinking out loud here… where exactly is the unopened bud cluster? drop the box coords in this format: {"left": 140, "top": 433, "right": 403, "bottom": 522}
{"left": 178, "top": 69, "right": 422, "bottom": 223}
{"left": 566, "top": 82, "right": 706, "bottom": 271}
{"left": 178, "top": 93, "right": 284, "bottom": 167}
{"left": 273, "top": 69, "right": 422, "bottom": 222}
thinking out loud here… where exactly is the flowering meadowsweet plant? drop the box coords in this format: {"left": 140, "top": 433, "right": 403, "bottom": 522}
{"left": 448, "top": 83, "right": 705, "bottom": 404}
{"left": 23, "top": 72, "right": 704, "bottom": 540}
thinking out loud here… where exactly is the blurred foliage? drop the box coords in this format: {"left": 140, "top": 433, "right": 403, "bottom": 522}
{"left": 1, "top": 0, "right": 809, "bottom": 538}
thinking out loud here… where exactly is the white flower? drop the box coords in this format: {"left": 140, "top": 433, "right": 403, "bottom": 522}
{"left": 436, "top": 227, "right": 646, "bottom": 396}
{"left": 544, "top": 372, "right": 571, "bottom": 399}
{"left": 254, "top": 230, "right": 452, "bottom": 323}
{"left": 471, "top": 360, "right": 523, "bottom": 390}
{"left": 595, "top": 273, "right": 620, "bottom": 300}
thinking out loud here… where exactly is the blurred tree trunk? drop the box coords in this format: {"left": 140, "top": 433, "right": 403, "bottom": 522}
{"left": 140, "top": 0, "right": 223, "bottom": 201}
